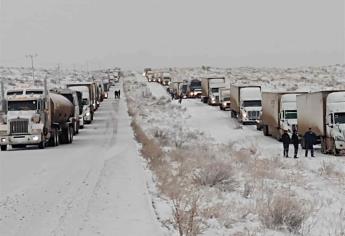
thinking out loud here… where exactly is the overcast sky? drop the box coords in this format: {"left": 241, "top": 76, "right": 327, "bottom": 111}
{"left": 0, "top": 0, "right": 344, "bottom": 69}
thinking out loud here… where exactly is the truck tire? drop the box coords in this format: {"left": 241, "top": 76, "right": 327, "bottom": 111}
{"left": 39, "top": 141, "right": 46, "bottom": 149}
{"left": 263, "top": 125, "right": 270, "bottom": 136}
{"left": 1, "top": 145, "right": 7, "bottom": 151}
{"left": 60, "top": 128, "right": 68, "bottom": 144}
{"left": 69, "top": 126, "right": 74, "bottom": 144}
{"left": 52, "top": 129, "right": 59, "bottom": 147}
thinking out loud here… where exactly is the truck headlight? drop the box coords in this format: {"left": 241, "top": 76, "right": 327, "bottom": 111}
{"left": 242, "top": 112, "right": 247, "bottom": 118}
{"left": 86, "top": 112, "right": 90, "bottom": 117}
{"left": 32, "top": 136, "right": 39, "bottom": 141}
{"left": 1, "top": 138, "right": 6, "bottom": 142}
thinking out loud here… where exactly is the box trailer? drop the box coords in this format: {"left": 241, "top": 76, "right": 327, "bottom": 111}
{"left": 297, "top": 90, "right": 345, "bottom": 155}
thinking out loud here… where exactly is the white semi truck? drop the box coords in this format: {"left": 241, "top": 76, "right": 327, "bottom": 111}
{"left": 201, "top": 77, "right": 226, "bottom": 105}
{"left": 230, "top": 85, "right": 262, "bottom": 124}
{"left": 297, "top": 90, "right": 345, "bottom": 155}
{"left": 261, "top": 92, "right": 303, "bottom": 140}
{"left": 0, "top": 82, "right": 75, "bottom": 151}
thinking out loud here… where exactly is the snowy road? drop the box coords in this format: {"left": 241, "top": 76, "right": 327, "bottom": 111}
{"left": 0, "top": 86, "right": 164, "bottom": 236}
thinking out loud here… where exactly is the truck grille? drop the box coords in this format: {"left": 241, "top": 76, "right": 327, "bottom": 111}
{"left": 248, "top": 111, "right": 260, "bottom": 120}
{"left": 10, "top": 119, "right": 29, "bottom": 134}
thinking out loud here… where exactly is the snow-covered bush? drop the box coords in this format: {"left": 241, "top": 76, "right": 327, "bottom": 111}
{"left": 193, "top": 161, "right": 236, "bottom": 191}
{"left": 257, "top": 192, "right": 310, "bottom": 233}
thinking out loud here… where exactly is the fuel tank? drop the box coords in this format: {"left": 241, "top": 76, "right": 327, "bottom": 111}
{"left": 49, "top": 92, "right": 74, "bottom": 123}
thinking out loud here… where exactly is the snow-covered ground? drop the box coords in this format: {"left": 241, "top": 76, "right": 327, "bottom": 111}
{"left": 124, "top": 71, "right": 345, "bottom": 236}
{"left": 0, "top": 83, "right": 165, "bottom": 236}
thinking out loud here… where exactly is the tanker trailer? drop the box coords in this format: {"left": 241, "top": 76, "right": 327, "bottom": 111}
{"left": 0, "top": 89, "right": 74, "bottom": 151}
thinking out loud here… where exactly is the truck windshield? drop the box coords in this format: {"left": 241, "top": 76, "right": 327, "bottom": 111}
{"left": 211, "top": 88, "right": 219, "bottom": 93}
{"left": 182, "top": 85, "right": 188, "bottom": 93}
{"left": 224, "top": 97, "right": 230, "bottom": 101}
{"left": 243, "top": 100, "right": 261, "bottom": 107}
{"left": 285, "top": 110, "right": 297, "bottom": 119}
{"left": 190, "top": 81, "right": 201, "bottom": 88}
{"left": 8, "top": 100, "right": 37, "bottom": 111}
{"left": 62, "top": 94, "right": 74, "bottom": 104}
{"left": 334, "top": 113, "right": 345, "bottom": 124}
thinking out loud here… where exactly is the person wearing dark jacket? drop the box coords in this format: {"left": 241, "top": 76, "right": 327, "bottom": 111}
{"left": 281, "top": 130, "right": 291, "bottom": 158}
{"left": 304, "top": 128, "right": 316, "bottom": 157}
{"left": 291, "top": 130, "right": 299, "bottom": 158}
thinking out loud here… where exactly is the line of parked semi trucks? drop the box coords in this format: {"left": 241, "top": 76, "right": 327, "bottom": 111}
{"left": 144, "top": 69, "right": 345, "bottom": 156}
{"left": 0, "top": 70, "right": 121, "bottom": 151}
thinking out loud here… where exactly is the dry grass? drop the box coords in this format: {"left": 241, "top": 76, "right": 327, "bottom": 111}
{"left": 193, "top": 161, "right": 237, "bottom": 191}
{"left": 257, "top": 192, "right": 310, "bottom": 233}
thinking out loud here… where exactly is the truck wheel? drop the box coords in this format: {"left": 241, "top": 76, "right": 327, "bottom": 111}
{"left": 69, "top": 127, "right": 74, "bottom": 144}
{"left": 1, "top": 145, "right": 7, "bottom": 151}
{"left": 60, "top": 128, "right": 68, "bottom": 144}
{"left": 263, "top": 125, "right": 269, "bottom": 136}
{"left": 39, "top": 141, "right": 46, "bottom": 149}
{"left": 52, "top": 130, "right": 59, "bottom": 146}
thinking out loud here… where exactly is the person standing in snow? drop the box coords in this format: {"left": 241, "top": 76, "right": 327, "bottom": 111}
{"left": 179, "top": 93, "right": 183, "bottom": 104}
{"left": 281, "top": 129, "right": 291, "bottom": 158}
{"left": 304, "top": 128, "right": 316, "bottom": 157}
{"left": 118, "top": 90, "right": 121, "bottom": 99}
{"left": 291, "top": 130, "right": 299, "bottom": 158}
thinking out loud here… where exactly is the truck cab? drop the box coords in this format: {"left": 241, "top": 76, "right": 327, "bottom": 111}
{"left": 0, "top": 89, "right": 47, "bottom": 150}
{"left": 219, "top": 88, "right": 231, "bottom": 110}
{"left": 325, "top": 92, "right": 345, "bottom": 153}
{"left": 239, "top": 87, "right": 262, "bottom": 123}
{"left": 279, "top": 94, "right": 298, "bottom": 133}
{"left": 67, "top": 85, "right": 93, "bottom": 125}
{"left": 187, "top": 79, "right": 202, "bottom": 98}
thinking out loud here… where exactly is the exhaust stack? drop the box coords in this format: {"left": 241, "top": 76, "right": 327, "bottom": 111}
{"left": 0, "top": 80, "right": 5, "bottom": 112}
{"left": 44, "top": 75, "right": 48, "bottom": 97}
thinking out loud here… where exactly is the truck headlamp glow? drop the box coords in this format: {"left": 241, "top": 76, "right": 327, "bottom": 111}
{"left": 32, "top": 136, "right": 39, "bottom": 141}
{"left": 1, "top": 138, "right": 6, "bottom": 142}
{"left": 86, "top": 112, "right": 90, "bottom": 116}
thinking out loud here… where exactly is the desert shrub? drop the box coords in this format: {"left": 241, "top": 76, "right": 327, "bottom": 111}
{"left": 257, "top": 193, "right": 309, "bottom": 233}
{"left": 170, "top": 192, "right": 205, "bottom": 236}
{"left": 194, "top": 161, "right": 236, "bottom": 191}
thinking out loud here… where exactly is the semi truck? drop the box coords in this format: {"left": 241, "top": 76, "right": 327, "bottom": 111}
{"left": 0, "top": 83, "right": 75, "bottom": 151}
{"left": 50, "top": 88, "right": 81, "bottom": 134}
{"left": 230, "top": 85, "right": 262, "bottom": 124}
{"left": 187, "top": 79, "right": 202, "bottom": 98}
{"left": 261, "top": 92, "right": 303, "bottom": 140}
{"left": 67, "top": 83, "right": 96, "bottom": 122}
{"left": 297, "top": 90, "right": 345, "bottom": 155}
{"left": 219, "top": 88, "right": 231, "bottom": 110}
{"left": 161, "top": 72, "right": 172, "bottom": 86}
{"left": 201, "top": 77, "right": 226, "bottom": 105}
